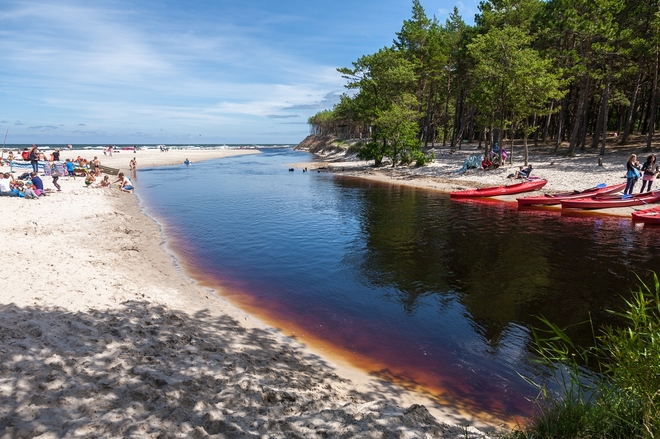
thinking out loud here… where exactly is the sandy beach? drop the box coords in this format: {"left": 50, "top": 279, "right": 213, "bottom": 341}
{"left": 0, "top": 148, "right": 500, "bottom": 439}
{"left": 294, "top": 141, "right": 654, "bottom": 218}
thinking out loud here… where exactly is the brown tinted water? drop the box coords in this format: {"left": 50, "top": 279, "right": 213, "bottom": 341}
{"left": 136, "top": 148, "right": 660, "bottom": 423}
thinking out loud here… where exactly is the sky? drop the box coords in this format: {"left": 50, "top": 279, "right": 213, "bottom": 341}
{"left": 0, "top": 0, "right": 480, "bottom": 145}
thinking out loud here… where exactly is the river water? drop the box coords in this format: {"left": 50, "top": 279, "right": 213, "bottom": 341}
{"left": 135, "top": 147, "right": 660, "bottom": 422}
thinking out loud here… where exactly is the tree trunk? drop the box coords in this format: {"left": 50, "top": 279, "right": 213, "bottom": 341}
{"left": 592, "top": 92, "right": 603, "bottom": 149}
{"left": 568, "top": 76, "right": 588, "bottom": 155}
{"left": 442, "top": 73, "right": 451, "bottom": 147}
{"left": 622, "top": 61, "right": 644, "bottom": 145}
{"left": 524, "top": 119, "right": 529, "bottom": 165}
{"left": 509, "top": 118, "right": 515, "bottom": 165}
{"left": 542, "top": 101, "right": 554, "bottom": 143}
{"left": 600, "top": 56, "right": 612, "bottom": 156}
{"left": 648, "top": 45, "right": 659, "bottom": 151}
{"left": 554, "top": 98, "right": 566, "bottom": 153}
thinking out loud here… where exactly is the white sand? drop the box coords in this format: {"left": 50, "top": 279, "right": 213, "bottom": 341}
{"left": 0, "top": 148, "right": 499, "bottom": 439}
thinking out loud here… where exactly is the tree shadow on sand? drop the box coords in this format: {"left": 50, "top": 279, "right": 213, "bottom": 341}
{"left": 0, "top": 302, "right": 494, "bottom": 438}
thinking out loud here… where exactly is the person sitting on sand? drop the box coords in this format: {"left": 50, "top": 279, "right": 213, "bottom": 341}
{"left": 0, "top": 173, "right": 17, "bottom": 197}
{"left": 99, "top": 175, "right": 111, "bottom": 187}
{"left": 30, "top": 172, "right": 45, "bottom": 196}
{"left": 23, "top": 181, "right": 39, "bottom": 199}
{"left": 514, "top": 165, "right": 533, "bottom": 179}
{"left": 85, "top": 172, "right": 96, "bottom": 187}
{"left": 481, "top": 157, "right": 493, "bottom": 170}
{"left": 113, "top": 172, "right": 134, "bottom": 192}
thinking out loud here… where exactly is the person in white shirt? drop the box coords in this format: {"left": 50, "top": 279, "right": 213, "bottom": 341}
{"left": 0, "top": 173, "right": 17, "bottom": 197}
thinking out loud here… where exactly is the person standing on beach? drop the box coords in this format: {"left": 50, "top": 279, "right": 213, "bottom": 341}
{"left": 65, "top": 159, "right": 76, "bottom": 180}
{"left": 28, "top": 145, "right": 39, "bottom": 173}
{"left": 624, "top": 154, "right": 641, "bottom": 195}
{"left": 50, "top": 164, "right": 62, "bottom": 191}
{"left": 92, "top": 156, "right": 101, "bottom": 176}
{"left": 129, "top": 157, "right": 136, "bottom": 171}
{"left": 640, "top": 154, "right": 659, "bottom": 193}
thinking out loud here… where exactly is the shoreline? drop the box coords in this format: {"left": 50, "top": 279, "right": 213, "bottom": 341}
{"left": 293, "top": 142, "right": 653, "bottom": 219}
{"left": 0, "top": 148, "right": 499, "bottom": 438}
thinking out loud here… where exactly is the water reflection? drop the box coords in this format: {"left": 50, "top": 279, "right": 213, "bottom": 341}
{"left": 136, "top": 149, "right": 660, "bottom": 422}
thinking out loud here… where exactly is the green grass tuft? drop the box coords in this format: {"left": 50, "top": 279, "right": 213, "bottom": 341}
{"left": 509, "top": 273, "right": 660, "bottom": 439}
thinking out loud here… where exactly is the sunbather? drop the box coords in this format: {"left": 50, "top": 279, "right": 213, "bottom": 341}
{"left": 514, "top": 165, "right": 533, "bottom": 179}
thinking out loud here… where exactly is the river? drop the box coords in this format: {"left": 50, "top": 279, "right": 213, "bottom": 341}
{"left": 135, "top": 147, "right": 660, "bottom": 422}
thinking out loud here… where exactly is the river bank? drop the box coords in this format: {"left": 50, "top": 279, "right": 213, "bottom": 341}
{"left": 294, "top": 135, "right": 655, "bottom": 218}
{"left": 0, "top": 148, "right": 499, "bottom": 438}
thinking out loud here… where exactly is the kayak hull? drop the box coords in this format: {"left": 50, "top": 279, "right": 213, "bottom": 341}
{"left": 450, "top": 179, "right": 548, "bottom": 198}
{"left": 632, "top": 206, "right": 660, "bottom": 224}
{"left": 517, "top": 183, "right": 626, "bottom": 206}
{"left": 561, "top": 191, "right": 660, "bottom": 209}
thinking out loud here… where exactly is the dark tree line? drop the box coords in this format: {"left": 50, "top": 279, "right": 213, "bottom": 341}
{"left": 309, "top": 0, "right": 660, "bottom": 166}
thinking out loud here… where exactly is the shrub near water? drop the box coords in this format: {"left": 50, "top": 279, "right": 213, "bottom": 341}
{"left": 511, "top": 274, "right": 660, "bottom": 439}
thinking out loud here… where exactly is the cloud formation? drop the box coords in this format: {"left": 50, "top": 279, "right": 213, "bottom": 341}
{"left": 0, "top": 0, "right": 479, "bottom": 143}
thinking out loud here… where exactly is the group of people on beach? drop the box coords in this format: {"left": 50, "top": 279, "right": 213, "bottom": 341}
{"left": 625, "top": 153, "right": 659, "bottom": 195}
{"left": 0, "top": 145, "right": 136, "bottom": 197}
{"left": 0, "top": 171, "right": 48, "bottom": 198}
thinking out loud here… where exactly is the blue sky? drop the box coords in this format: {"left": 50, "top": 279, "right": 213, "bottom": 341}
{"left": 0, "top": 0, "right": 479, "bottom": 145}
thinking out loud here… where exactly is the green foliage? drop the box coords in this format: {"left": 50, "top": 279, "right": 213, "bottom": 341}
{"left": 357, "top": 141, "right": 388, "bottom": 167}
{"left": 513, "top": 274, "right": 660, "bottom": 438}
{"left": 308, "top": 0, "right": 660, "bottom": 158}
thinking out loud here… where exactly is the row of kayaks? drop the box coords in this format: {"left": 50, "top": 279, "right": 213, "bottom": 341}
{"left": 450, "top": 179, "right": 660, "bottom": 223}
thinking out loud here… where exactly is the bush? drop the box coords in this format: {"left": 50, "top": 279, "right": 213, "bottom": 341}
{"left": 511, "top": 274, "right": 660, "bottom": 439}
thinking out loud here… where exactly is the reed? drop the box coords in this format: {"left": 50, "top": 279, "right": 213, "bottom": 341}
{"left": 509, "top": 273, "right": 660, "bottom": 438}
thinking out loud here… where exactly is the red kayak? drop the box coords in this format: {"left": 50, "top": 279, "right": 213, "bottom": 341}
{"left": 561, "top": 190, "right": 660, "bottom": 209}
{"left": 631, "top": 206, "right": 660, "bottom": 224}
{"left": 517, "top": 182, "right": 626, "bottom": 206}
{"left": 450, "top": 179, "right": 548, "bottom": 198}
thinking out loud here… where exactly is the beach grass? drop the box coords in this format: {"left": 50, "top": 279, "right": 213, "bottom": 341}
{"left": 508, "top": 274, "right": 660, "bottom": 438}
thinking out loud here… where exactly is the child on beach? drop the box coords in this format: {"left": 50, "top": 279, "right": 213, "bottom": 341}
{"left": 65, "top": 159, "right": 76, "bottom": 180}
{"left": 85, "top": 172, "right": 96, "bottom": 187}
{"left": 50, "top": 163, "right": 62, "bottom": 191}
{"left": 99, "top": 175, "right": 111, "bottom": 188}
